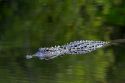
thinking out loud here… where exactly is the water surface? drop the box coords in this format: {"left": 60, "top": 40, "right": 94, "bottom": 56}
{"left": 0, "top": 47, "right": 114, "bottom": 83}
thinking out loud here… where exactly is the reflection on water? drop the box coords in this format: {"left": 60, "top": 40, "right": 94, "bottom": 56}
{"left": 0, "top": 47, "right": 113, "bottom": 83}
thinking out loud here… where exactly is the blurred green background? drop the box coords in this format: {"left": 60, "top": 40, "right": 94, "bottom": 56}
{"left": 0, "top": 0, "right": 125, "bottom": 83}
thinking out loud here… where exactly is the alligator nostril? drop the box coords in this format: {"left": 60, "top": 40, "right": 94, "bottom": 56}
{"left": 26, "top": 55, "right": 33, "bottom": 59}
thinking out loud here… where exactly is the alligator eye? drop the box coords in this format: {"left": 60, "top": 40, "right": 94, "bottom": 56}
{"left": 46, "top": 49, "right": 49, "bottom": 51}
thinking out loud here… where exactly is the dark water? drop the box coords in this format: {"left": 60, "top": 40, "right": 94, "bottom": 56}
{"left": 0, "top": 47, "right": 115, "bottom": 83}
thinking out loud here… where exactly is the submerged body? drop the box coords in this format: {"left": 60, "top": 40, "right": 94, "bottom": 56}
{"left": 26, "top": 40, "right": 110, "bottom": 60}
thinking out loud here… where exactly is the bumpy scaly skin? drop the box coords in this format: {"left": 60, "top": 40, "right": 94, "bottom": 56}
{"left": 26, "top": 40, "right": 110, "bottom": 60}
